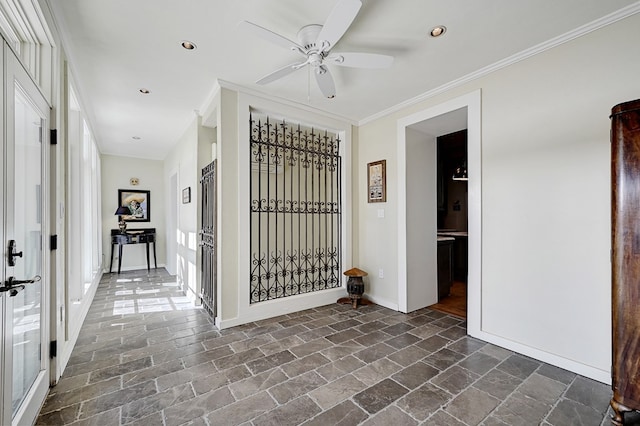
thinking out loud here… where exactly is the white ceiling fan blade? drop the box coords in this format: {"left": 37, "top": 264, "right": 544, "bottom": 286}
{"left": 239, "top": 21, "right": 303, "bottom": 51}
{"left": 316, "top": 0, "right": 362, "bottom": 52}
{"left": 329, "top": 52, "right": 394, "bottom": 68}
{"left": 314, "top": 66, "right": 336, "bottom": 98}
{"left": 256, "top": 63, "right": 305, "bottom": 85}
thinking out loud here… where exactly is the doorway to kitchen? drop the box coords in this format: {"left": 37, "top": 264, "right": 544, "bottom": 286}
{"left": 397, "top": 89, "right": 481, "bottom": 337}
{"left": 433, "top": 130, "right": 468, "bottom": 318}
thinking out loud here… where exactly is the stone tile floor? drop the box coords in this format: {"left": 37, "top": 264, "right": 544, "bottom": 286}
{"left": 36, "top": 268, "right": 639, "bottom": 425}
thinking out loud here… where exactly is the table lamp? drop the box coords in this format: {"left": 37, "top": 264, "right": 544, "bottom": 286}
{"left": 114, "top": 206, "right": 130, "bottom": 232}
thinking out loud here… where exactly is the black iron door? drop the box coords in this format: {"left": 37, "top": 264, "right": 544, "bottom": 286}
{"left": 200, "top": 160, "right": 216, "bottom": 317}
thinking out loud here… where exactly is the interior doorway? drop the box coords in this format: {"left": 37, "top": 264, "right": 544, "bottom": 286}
{"left": 397, "top": 90, "right": 482, "bottom": 337}
{"left": 432, "top": 130, "right": 468, "bottom": 318}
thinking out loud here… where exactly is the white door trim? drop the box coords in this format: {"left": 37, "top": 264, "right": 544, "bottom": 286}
{"left": 396, "top": 89, "right": 482, "bottom": 336}
{"left": 2, "top": 41, "right": 51, "bottom": 426}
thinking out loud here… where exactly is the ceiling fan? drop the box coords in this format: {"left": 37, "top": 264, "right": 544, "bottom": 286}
{"left": 239, "top": 0, "right": 393, "bottom": 99}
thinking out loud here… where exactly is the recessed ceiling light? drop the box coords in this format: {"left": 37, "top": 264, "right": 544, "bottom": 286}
{"left": 132, "top": 136, "right": 141, "bottom": 140}
{"left": 181, "top": 40, "right": 197, "bottom": 50}
{"left": 430, "top": 25, "right": 447, "bottom": 38}
{"left": 139, "top": 88, "right": 150, "bottom": 94}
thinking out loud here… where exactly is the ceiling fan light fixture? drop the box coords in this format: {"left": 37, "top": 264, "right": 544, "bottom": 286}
{"left": 430, "top": 25, "right": 447, "bottom": 38}
{"left": 132, "top": 136, "right": 141, "bottom": 140}
{"left": 139, "top": 88, "right": 150, "bottom": 94}
{"left": 181, "top": 40, "right": 197, "bottom": 50}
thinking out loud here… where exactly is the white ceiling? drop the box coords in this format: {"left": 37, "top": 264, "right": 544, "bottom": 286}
{"left": 46, "top": 0, "right": 638, "bottom": 160}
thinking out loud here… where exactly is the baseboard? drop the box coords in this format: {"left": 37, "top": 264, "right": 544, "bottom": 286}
{"left": 103, "top": 263, "right": 166, "bottom": 273}
{"left": 218, "top": 288, "right": 347, "bottom": 330}
{"left": 58, "top": 268, "right": 103, "bottom": 376}
{"left": 365, "top": 294, "right": 399, "bottom": 311}
{"left": 471, "top": 330, "right": 611, "bottom": 384}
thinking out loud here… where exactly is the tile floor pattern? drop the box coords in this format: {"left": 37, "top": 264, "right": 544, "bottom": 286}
{"left": 36, "top": 268, "right": 638, "bottom": 426}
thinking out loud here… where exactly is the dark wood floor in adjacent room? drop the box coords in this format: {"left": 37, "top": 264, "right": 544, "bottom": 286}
{"left": 430, "top": 281, "right": 466, "bottom": 319}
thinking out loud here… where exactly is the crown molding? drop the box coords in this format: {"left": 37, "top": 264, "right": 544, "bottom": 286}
{"left": 359, "top": 1, "right": 640, "bottom": 126}
{"left": 216, "top": 79, "right": 358, "bottom": 126}
{"left": 197, "top": 80, "right": 222, "bottom": 118}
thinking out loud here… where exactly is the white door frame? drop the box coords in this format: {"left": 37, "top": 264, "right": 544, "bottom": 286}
{"left": 1, "top": 42, "right": 51, "bottom": 426}
{"left": 397, "top": 89, "right": 482, "bottom": 337}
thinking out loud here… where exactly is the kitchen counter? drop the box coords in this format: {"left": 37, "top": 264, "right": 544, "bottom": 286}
{"left": 437, "top": 231, "right": 468, "bottom": 282}
{"left": 437, "top": 231, "right": 468, "bottom": 237}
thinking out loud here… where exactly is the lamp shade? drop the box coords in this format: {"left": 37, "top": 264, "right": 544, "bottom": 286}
{"left": 115, "top": 206, "right": 130, "bottom": 215}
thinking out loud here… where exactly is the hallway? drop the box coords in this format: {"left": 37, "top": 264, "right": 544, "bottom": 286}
{"left": 36, "top": 269, "right": 621, "bottom": 425}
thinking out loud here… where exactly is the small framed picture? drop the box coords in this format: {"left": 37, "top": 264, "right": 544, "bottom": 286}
{"left": 118, "top": 189, "right": 150, "bottom": 222}
{"left": 182, "top": 187, "right": 191, "bottom": 204}
{"left": 367, "top": 160, "right": 386, "bottom": 203}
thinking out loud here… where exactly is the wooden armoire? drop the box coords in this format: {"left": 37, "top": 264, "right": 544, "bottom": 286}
{"left": 611, "top": 98, "right": 640, "bottom": 425}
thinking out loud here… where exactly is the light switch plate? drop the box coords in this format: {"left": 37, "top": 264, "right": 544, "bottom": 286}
{"left": 377, "top": 209, "right": 385, "bottom": 218}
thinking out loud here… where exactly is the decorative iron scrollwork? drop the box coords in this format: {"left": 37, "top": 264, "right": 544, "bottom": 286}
{"left": 250, "top": 113, "right": 342, "bottom": 303}
{"left": 200, "top": 161, "right": 217, "bottom": 317}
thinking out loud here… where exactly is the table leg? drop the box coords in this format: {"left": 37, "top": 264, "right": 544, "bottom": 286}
{"left": 110, "top": 243, "right": 115, "bottom": 273}
{"left": 153, "top": 241, "right": 157, "bottom": 269}
{"left": 146, "top": 242, "right": 150, "bottom": 271}
{"left": 118, "top": 244, "right": 123, "bottom": 274}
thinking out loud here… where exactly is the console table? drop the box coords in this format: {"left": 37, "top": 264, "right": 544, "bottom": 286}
{"left": 110, "top": 228, "right": 157, "bottom": 274}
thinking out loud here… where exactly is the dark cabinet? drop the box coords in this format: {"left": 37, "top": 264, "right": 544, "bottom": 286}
{"left": 453, "top": 236, "right": 468, "bottom": 282}
{"left": 610, "top": 98, "right": 640, "bottom": 425}
{"left": 437, "top": 238, "right": 454, "bottom": 301}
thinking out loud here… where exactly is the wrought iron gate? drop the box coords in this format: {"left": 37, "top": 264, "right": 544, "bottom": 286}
{"left": 200, "top": 160, "right": 216, "bottom": 317}
{"left": 250, "top": 113, "right": 342, "bottom": 303}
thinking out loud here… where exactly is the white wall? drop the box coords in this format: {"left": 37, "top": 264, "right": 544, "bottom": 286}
{"left": 405, "top": 128, "right": 438, "bottom": 311}
{"left": 164, "top": 115, "right": 199, "bottom": 301}
{"left": 357, "top": 13, "right": 640, "bottom": 383}
{"left": 165, "top": 172, "right": 178, "bottom": 275}
{"left": 101, "top": 154, "right": 166, "bottom": 272}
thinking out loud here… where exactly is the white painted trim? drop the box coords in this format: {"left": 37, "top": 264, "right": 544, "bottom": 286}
{"left": 361, "top": 2, "right": 640, "bottom": 126}
{"left": 365, "top": 294, "right": 398, "bottom": 312}
{"left": 232, "top": 91, "right": 352, "bottom": 329}
{"left": 198, "top": 80, "right": 221, "bottom": 123}
{"left": 466, "top": 92, "right": 482, "bottom": 337}
{"left": 59, "top": 269, "right": 102, "bottom": 374}
{"left": 474, "top": 330, "right": 610, "bottom": 384}
{"left": 12, "top": 373, "right": 48, "bottom": 426}
{"left": 217, "top": 288, "right": 345, "bottom": 330}
{"left": 219, "top": 79, "right": 358, "bottom": 126}
{"left": 104, "top": 264, "right": 167, "bottom": 273}
{"left": 396, "top": 126, "right": 408, "bottom": 313}
{"left": 396, "top": 90, "right": 482, "bottom": 331}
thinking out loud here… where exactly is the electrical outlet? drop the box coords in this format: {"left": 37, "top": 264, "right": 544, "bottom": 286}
{"left": 377, "top": 209, "right": 385, "bottom": 218}
{"left": 378, "top": 268, "right": 384, "bottom": 278}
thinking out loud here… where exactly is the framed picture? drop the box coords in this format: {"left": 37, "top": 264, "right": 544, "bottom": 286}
{"left": 182, "top": 187, "right": 191, "bottom": 204}
{"left": 118, "top": 189, "right": 150, "bottom": 222}
{"left": 367, "top": 160, "right": 386, "bottom": 203}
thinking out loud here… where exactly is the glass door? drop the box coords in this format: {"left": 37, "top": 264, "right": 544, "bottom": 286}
{"left": 1, "top": 43, "right": 50, "bottom": 426}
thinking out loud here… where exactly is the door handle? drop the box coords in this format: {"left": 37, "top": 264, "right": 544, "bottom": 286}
{"left": 0, "top": 275, "right": 40, "bottom": 297}
{"left": 7, "top": 239, "right": 23, "bottom": 266}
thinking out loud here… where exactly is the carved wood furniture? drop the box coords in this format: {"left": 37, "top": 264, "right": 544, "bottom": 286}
{"left": 611, "top": 99, "right": 640, "bottom": 424}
